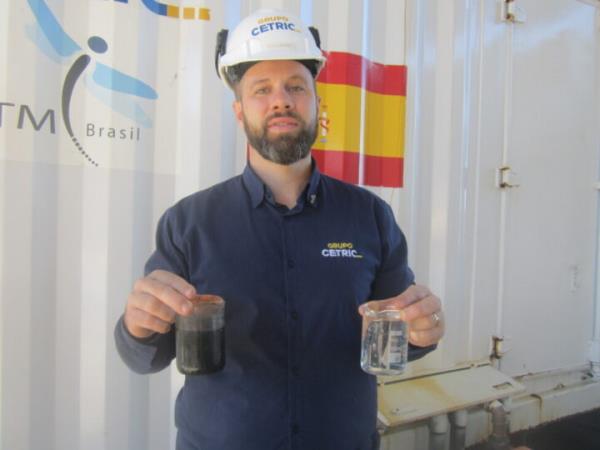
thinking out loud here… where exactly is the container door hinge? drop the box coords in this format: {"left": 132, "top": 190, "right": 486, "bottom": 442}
{"left": 497, "top": 166, "right": 520, "bottom": 189}
{"left": 498, "top": 0, "right": 527, "bottom": 23}
{"left": 491, "top": 336, "right": 511, "bottom": 360}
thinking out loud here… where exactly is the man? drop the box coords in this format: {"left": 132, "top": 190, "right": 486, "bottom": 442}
{"left": 115, "top": 8, "right": 444, "bottom": 450}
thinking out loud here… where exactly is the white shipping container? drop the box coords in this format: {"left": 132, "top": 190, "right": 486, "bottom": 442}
{"left": 1, "top": 0, "right": 599, "bottom": 449}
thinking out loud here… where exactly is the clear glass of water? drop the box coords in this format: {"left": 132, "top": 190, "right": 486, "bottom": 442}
{"left": 360, "top": 301, "right": 408, "bottom": 376}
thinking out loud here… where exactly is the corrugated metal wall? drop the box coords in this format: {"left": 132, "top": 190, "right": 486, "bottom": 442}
{"left": 1, "top": 1, "right": 240, "bottom": 449}
{"left": 2, "top": 0, "right": 600, "bottom": 449}
{"left": 0, "top": 1, "right": 424, "bottom": 449}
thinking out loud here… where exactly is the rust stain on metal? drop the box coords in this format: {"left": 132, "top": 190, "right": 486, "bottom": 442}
{"left": 409, "top": 378, "right": 460, "bottom": 406}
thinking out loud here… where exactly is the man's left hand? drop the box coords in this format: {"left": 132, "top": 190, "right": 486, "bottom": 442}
{"left": 359, "top": 285, "right": 444, "bottom": 347}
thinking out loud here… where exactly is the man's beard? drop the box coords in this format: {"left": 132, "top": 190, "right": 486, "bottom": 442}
{"left": 243, "top": 111, "right": 318, "bottom": 165}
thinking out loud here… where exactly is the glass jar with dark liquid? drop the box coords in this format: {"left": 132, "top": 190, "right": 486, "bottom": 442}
{"left": 176, "top": 295, "right": 225, "bottom": 375}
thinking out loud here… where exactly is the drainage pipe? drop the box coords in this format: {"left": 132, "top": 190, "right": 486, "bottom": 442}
{"left": 450, "top": 409, "right": 468, "bottom": 450}
{"left": 429, "top": 414, "right": 449, "bottom": 450}
{"left": 486, "top": 400, "right": 511, "bottom": 450}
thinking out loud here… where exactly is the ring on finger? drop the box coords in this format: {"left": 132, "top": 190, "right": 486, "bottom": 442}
{"left": 432, "top": 312, "right": 441, "bottom": 326}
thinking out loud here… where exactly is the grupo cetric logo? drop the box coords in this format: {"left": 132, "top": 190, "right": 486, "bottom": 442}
{"left": 24, "top": 0, "right": 210, "bottom": 167}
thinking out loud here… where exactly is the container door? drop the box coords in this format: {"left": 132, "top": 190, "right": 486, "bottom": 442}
{"left": 497, "top": 0, "right": 598, "bottom": 375}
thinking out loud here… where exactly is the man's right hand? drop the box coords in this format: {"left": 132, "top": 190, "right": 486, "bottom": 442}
{"left": 123, "top": 270, "right": 196, "bottom": 339}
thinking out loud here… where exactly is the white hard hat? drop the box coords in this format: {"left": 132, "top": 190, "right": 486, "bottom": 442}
{"left": 215, "top": 8, "right": 326, "bottom": 89}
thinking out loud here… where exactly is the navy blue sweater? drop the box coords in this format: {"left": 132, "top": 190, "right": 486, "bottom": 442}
{"left": 115, "top": 163, "right": 435, "bottom": 450}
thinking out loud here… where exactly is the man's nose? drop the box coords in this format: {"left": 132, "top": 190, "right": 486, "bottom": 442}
{"left": 270, "top": 87, "right": 293, "bottom": 111}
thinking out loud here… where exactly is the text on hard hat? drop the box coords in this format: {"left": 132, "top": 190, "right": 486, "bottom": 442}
{"left": 251, "top": 22, "right": 296, "bottom": 36}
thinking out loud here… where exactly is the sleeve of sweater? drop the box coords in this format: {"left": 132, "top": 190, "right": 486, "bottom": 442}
{"left": 370, "top": 198, "right": 437, "bottom": 362}
{"left": 114, "top": 205, "right": 189, "bottom": 374}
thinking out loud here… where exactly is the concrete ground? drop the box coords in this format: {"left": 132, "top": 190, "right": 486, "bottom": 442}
{"left": 468, "top": 407, "right": 600, "bottom": 450}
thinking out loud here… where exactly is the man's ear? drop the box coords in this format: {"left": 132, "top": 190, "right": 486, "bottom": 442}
{"left": 233, "top": 100, "right": 243, "bottom": 125}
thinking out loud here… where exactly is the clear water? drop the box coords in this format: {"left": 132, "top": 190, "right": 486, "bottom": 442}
{"left": 361, "top": 319, "right": 407, "bottom": 376}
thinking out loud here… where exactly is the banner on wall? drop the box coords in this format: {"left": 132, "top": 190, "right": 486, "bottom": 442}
{"left": 1, "top": 0, "right": 407, "bottom": 187}
{"left": 0, "top": 0, "right": 212, "bottom": 172}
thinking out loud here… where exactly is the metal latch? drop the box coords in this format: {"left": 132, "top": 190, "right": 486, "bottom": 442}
{"left": 497, "top": 166, "right": 520, "bottom": 189}
{"left": 491, "top": 336, "right": 504, "bottom": 360}
{"left": 499, "top": 0, "right": 527, "bottom": 23}
{"left": 491, "top": 335, "right": 512, "bottom": 360}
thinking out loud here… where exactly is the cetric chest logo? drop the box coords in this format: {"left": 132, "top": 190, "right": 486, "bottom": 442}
{"left": 321, "top": 242, "right": 363, "bottom": 259}
{"left": 26, "top": 0, "right": 160, "bottom": 166}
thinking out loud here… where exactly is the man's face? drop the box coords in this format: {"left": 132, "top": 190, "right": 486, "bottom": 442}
{"left": 233, "top": 60, "right": 319, "bottom": 165}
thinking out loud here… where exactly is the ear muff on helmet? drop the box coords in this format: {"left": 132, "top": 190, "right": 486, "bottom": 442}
{"left": 308, "top": 26, "right": 321, "bottom": 50}
{"left": 214, "top": 29, "right": 228, "bottom": 78}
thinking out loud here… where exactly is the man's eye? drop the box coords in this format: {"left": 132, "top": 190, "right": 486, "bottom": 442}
{"left": 255, "top": 87, "right": 269, "bottom": 94}
{"left": 289, "top": 85, "right": 305, "bottom": 92}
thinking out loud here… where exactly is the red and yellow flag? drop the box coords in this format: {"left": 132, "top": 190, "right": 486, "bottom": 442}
{"left": 312, "top": 51, "right": 407, "bottom": 188}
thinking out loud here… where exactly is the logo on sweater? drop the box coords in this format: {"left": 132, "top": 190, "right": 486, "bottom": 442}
{"left": 321, "top": 242, "right": 363, "bottom": 259}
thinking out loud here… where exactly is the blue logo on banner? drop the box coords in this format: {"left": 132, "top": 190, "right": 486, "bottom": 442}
{"left": 26, "top": 0, "right": 159, "bottom": 166}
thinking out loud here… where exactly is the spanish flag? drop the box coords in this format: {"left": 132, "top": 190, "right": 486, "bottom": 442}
{"left": 312, "top": 51, "right": 407, "bottom": 188}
